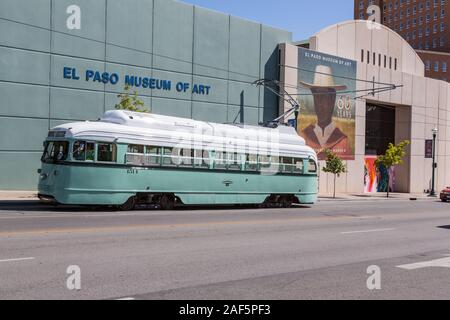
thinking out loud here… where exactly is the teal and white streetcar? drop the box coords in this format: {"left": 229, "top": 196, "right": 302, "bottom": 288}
{"left": 38, "top": 110, "right": 318, "bottom": 210}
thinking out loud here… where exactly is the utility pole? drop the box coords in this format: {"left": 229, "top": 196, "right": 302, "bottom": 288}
{"left": 430, "top": 128, "right": 438, "bottom": 196}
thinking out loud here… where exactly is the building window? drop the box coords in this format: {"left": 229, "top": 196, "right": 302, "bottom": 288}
{"left": 443, "top": 62, "right": 447, "bottom": 73}
{"left": 434, "top": 61, "right": 439, "bottom": 72}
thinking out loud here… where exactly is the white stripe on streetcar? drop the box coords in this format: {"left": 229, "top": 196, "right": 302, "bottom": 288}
{"left": 115, "top": 297, "right": 136, "bottom": 300}
{"left": 0, "top": 257, "right": 35, "bottom": 263}
{"left": 341, "top": 228, "right": 396, "bottom": 235}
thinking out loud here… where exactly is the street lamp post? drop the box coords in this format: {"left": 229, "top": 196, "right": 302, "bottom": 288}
{"left": 430, "top": 128, "right": 438, "bottom": 196}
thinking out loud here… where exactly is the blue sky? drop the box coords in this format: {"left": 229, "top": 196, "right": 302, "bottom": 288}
{"left": 181, "top": 0, "right": 354, "bottom": 41}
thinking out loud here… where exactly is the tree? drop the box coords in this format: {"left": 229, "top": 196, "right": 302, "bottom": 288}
{"left": 322, "top": 149, "right": 347, "bottom": 199}
{"left": 115, "top": 84, "right": 149, "bottom": 112}
{"left": 375, "top": 140, "right": 410, "bottom": 198}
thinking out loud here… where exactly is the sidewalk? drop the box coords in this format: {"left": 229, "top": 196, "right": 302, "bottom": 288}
{"left": 0, "top": 191, "right": 39, "bottom": 201}
{"left": 318, "top": 192, "right": 437, "bottom": 202}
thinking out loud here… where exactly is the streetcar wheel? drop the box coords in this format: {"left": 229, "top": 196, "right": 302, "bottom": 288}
{"left": 160, "top": 195, "right": 175, "bottom": 210}
{"left": 118, "top": 196, "right": 136, "bottom": 211}
{"left": 280, "top": 196, "right": 293, "bottom": 208}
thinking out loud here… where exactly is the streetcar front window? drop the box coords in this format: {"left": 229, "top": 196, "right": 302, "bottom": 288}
{"left": 41, "top": 141, "right": 69, "bottom": 163}
{"left": 308, "top": 159, "right": 317, "bottom": 173}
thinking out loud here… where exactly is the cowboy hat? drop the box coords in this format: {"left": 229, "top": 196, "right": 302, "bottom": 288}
{"left": 299, "top": 65, "right": 347, "bottom": 91}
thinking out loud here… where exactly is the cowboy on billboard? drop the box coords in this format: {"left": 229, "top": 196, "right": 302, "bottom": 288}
{"left": 298, "top": 64, "right": 355, "bottom": 160}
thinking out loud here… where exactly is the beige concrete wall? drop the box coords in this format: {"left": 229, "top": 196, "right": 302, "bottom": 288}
{"left": 280, "top": 20, "right": 450, "bottom": 195}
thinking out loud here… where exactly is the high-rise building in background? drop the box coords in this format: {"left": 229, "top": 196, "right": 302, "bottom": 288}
{"left": 355, "top": 0, "right": 449, "bottom": 82}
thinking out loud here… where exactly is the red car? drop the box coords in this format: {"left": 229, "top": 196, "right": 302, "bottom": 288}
{"left": 441, "top": 187, "right": 450, "bottom": 202}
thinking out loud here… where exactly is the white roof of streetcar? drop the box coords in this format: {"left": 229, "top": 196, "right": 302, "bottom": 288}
{"left": 51, "top": 110, "right": 317, "bottom": 159}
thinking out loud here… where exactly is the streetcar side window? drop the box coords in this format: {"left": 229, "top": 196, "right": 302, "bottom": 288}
{"left": 72, "top": 141, "right": 86, "bottom": 161}
{"left": 97, "top": 143, "right": 117, "bottom": 162}
{"left": 227, "top": 153, "right": 241, "bottom": 171}
{"left": 86, "top": 143, "right": 95, "bottom": 161}
{"left": 281, "top": 157, "right": 293, "bottom": 173}
{"left": 146, "top": 146, "right": 161, "bottom": 165}
{"left": 127, "top": 144, "right": 144, "bottom": 154}
{"left": 162, "top": 147, "right": 174, "bottom": 166}
{"left": 246, "top": 154, "right": 258, "bottom": 171}
{"left": 179, "top": 149, "right": 193, "bottom": 167}
{"left": 214, "top": 152, "right": 226, "bottom": 170}
{"left": 308, "top": 159, "right": 317, "bottom": 173}
{"left": 192, "top": 149, "right": 209, "bottom": 168}
{"left": 73, "top": 141, "right": 96, "bottom": 161}
{"left": 259, "top": 155, "right": 271, "bottom": 170}
{"left": 199, "top": 150, "right": 210, "bottom": 168}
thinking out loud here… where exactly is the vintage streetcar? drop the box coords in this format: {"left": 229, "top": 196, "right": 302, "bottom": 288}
{"left": 38, "top": 110, "right": 318, "bottom": 210}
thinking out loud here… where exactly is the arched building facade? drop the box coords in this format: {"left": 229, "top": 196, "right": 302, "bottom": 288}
{"left": 280, "top": 20, "right": 450, "bottom": 195}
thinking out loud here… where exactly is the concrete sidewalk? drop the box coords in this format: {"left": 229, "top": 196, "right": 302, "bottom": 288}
{"left": 0, "top": 191, "right": 39, "bottom": 201}
{"left": 0, "top": 191, "right": 438, "bottom": 202}
{"left": 318, "top": 192, "right": 437, "bottom": 202}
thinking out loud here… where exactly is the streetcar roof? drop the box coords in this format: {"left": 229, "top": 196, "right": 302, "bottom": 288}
{"left": 51, "top": 110, "right": 317, "bottom": 159}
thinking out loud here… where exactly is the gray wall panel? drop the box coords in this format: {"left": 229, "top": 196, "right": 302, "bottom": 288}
{"left": 0, "top": 47, "right": 50, "bottom": 85}
{"left": 0, "top": 152, "right": 42, "bottom": 190}
{"left": 0, "top": 117, "right": 48, "bottom": 151}
{"left": 106, "top": 0, "right": 153, "bottom": 52}
{"left": 106, "top": 45, "right": 151, "bottom": 68}
{"left": 193, "top": 7, "right": 229, "bottom": 79}
{"left": 151, "top": 97, "right": 192, "bottom": 119}
{"left": 0, "top": 0, "right": 51, "bottom": 28}
{"left": 0, "top": 82, "right": 49, "bottom": 118}
{"left": 229, "top": 17, "right": 261, "bottom": 82}
{"left": 50, "top": 87, "right": 104, "bottom": 120}
{"left": 192, "top": 101, "right": 227, "bottom": 123}
{"left": 106, "top": 0, "right": 153, "bottom": 67}
{"left": 153, "top": 0, "right": 193, "bottom": 74}
{"left": 0, "top": 19, "right": 50, "bottom": 52}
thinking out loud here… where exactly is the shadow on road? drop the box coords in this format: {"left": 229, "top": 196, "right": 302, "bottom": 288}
{"left": 0, "top": 201, "right": 312, "bottom": 213}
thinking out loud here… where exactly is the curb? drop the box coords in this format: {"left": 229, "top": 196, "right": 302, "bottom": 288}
{"left": 318, "top": 197, "right": 438, "bottom": 202}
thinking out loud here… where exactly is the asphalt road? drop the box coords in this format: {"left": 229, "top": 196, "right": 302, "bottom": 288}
{"left": 0, "top": 199, "right": 449, "bottom": 300}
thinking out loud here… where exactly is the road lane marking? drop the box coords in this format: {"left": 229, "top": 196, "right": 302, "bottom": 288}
{"left": 115, "top": 297, "right": 135, "bottom": 300}
{"left": 0, "top": 257, "right": 35, "bottom": 263}
{"left": 0, "top": 214, "right": 373, "bottom": 238}
{"left": 397, "top": 256, "right": 450, "bottom": 270}
{"left": 341, "top": 228, "right": 396, "bottom": 235}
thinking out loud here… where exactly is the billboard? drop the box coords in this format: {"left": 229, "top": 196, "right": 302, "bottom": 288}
{"left": 296, "top": 48, "right": 356, "bottom": 160}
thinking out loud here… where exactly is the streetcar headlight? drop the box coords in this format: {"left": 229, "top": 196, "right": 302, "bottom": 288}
{"left": 40, "top": 173, "right": 48, "bottom": 180}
